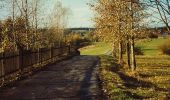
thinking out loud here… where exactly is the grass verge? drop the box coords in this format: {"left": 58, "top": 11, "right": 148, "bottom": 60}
{"left": 99, "top": 55, "right": 132, "bottom": 100}
{"left": 80, "top": 38, "right": 170, "bottom": 99}
{"left": 99, "top": 55, "right": 170, "bottom": 99}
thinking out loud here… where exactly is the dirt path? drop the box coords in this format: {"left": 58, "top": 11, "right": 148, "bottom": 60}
{"left": 0, "top": 56, "right": 104, "bottom": 100}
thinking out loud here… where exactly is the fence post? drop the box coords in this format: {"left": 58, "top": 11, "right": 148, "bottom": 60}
{"left": 17, "top": 51, "right": 20, "bottom": 70}
{"left": 68, "top": 45, "right": 71, "bottom": 56}
{"left": 37, "top": 48, "right": 40, "bottom": 65}
{"left": 30, "top": 50, "right": 33, "bottom": 70}
{"left": 40, "top": 48, "right": 42, "bottom": 65}
{"left": 50, "top": 46, "right": 53, "bottom": 62}
{"left": 0, "top": 52, "right": 5, "bottom": 85}
{"left": 19, "top": 49, "right": 23, "bottom": 75}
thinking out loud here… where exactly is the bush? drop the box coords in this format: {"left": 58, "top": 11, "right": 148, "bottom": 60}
{"left": 159, "top": 38, "right": 170, "bottom": 55}
{"left": 134, "top": 46, "right": 143, "bottom": 55}
{"left": 148, "top": 32, "right": 158, "bottom": 39}
{"left": 65, "top": 33, "right": 91, "bottom": 48}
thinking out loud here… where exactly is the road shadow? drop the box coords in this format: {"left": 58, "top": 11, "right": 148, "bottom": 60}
{"left": 77, "top": 56, "right": 104, "bottom": 100}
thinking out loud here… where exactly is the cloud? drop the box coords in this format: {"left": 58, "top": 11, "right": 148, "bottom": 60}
{"left": 57, "top": 0, "right": 94, "bottom": 28}
{"left": 68, "top": 7, "right": 94, "bottom": 27}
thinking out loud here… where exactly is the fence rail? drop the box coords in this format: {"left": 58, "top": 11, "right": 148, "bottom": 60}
{"left": 0, "top": 45, "right": 77, "bottom": 87}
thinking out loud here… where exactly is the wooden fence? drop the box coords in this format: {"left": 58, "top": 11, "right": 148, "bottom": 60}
{"left": 0, "top": 45, "right": 77, "bottom": 87}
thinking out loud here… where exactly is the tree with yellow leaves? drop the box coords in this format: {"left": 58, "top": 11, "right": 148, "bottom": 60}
{"left": 91, "top": 0, "right": 146, "bottom": 71}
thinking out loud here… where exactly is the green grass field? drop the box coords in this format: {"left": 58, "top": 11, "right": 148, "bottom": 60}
{"left": 79, "top": 42, "right": 112, "bottom": 55}
{"left": 80, "top": 37, "right": 170, "bottom": 99}
{"left": 80, "top": 37, "right": 169, "bottom": 56}
{"left": 136, "top": 37, "right": 168, "bottom": 55}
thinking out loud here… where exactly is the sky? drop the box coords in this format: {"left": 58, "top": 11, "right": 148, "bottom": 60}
{"left": 0, "top": 0, "right": 167, "bottom": 28}
{"left": 0, "top": 0, "right": 94, "bottom": 28}
{"left": 52, "top": 0, "right": 94, "bottom": 28}
{"left": 45, "top": 0, "right": 167, "bottom": 28}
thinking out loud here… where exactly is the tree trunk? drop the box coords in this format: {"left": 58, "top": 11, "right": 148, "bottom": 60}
{"left": 12, "top": 0, "right": 16, "bottom": 50}
{"left": 112, "top": 43, "right": 116, "bottom": 58}
{"left": 130, "top": 36, "right": 136, "bottom": 71}
{"left": 35, "top": 1, "right": 38, "bottom": 34}
{"left": 126, "top": 41, "right": 131, "bottom": 69}
{"left": 25, "top": 0, "right": 29, "bottom": 50}
{"left": 119, "top": 42, "right": 123, "bottom": 63}
{"left": 130, "top": 0, "right": 136, "bottom": 71}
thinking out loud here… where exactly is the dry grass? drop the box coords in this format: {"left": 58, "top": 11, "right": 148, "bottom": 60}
{"left": 132, "top": 55, "right": 170, "bottom": 99}
{"left": 80, "top": 38, "right": 170, "bottom": 99}
{"left": 99, "top": 55, "right": 170, "bottom": 99}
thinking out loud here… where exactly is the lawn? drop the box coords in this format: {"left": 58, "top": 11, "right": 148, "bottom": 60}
{"left": 80, "top": 37, "right": 169, "bottom": 56}
{"left": 80, "top": 37, "right": 170, "bottom": 99}
{"left": 79, "top": 42, "right": 112, "bottom": 55}
{"left": 136, "top": 37, "right": 169, "bottom": 55}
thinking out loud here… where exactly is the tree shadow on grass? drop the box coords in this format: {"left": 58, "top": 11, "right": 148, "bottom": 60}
{"left": 77, "top": 56, "right": 105, "bottom": 100}
{"left": 110, "top": 62, "right": 170, "bottom": 99}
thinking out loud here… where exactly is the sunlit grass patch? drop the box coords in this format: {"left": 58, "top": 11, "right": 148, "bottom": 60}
{"left": 99, "top": 55, "right": 132, "bottom": 100}
{"left": 136, "top": 37, "right": 170, "bottom": 55}
{"left": 79, "top": 42, "right": 111, "bottom": 55}
{"left": 134, "top": 55, "right": 170, "bottom": 99}
{"left": 99, "top": 55, "right": 170, "bottom": 99}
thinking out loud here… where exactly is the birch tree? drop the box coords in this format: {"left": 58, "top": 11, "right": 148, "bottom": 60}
{"left": 48, "top": 1, "right": 69, "bottom": 46}
{"left": 91, "top": 0, "right": 125, "bottom": 62}
{"left": 91, "top": 0, "right": 146, "bottom": 71}
{"left": 10, "top": 0, "right": 43, "bottom": 49}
